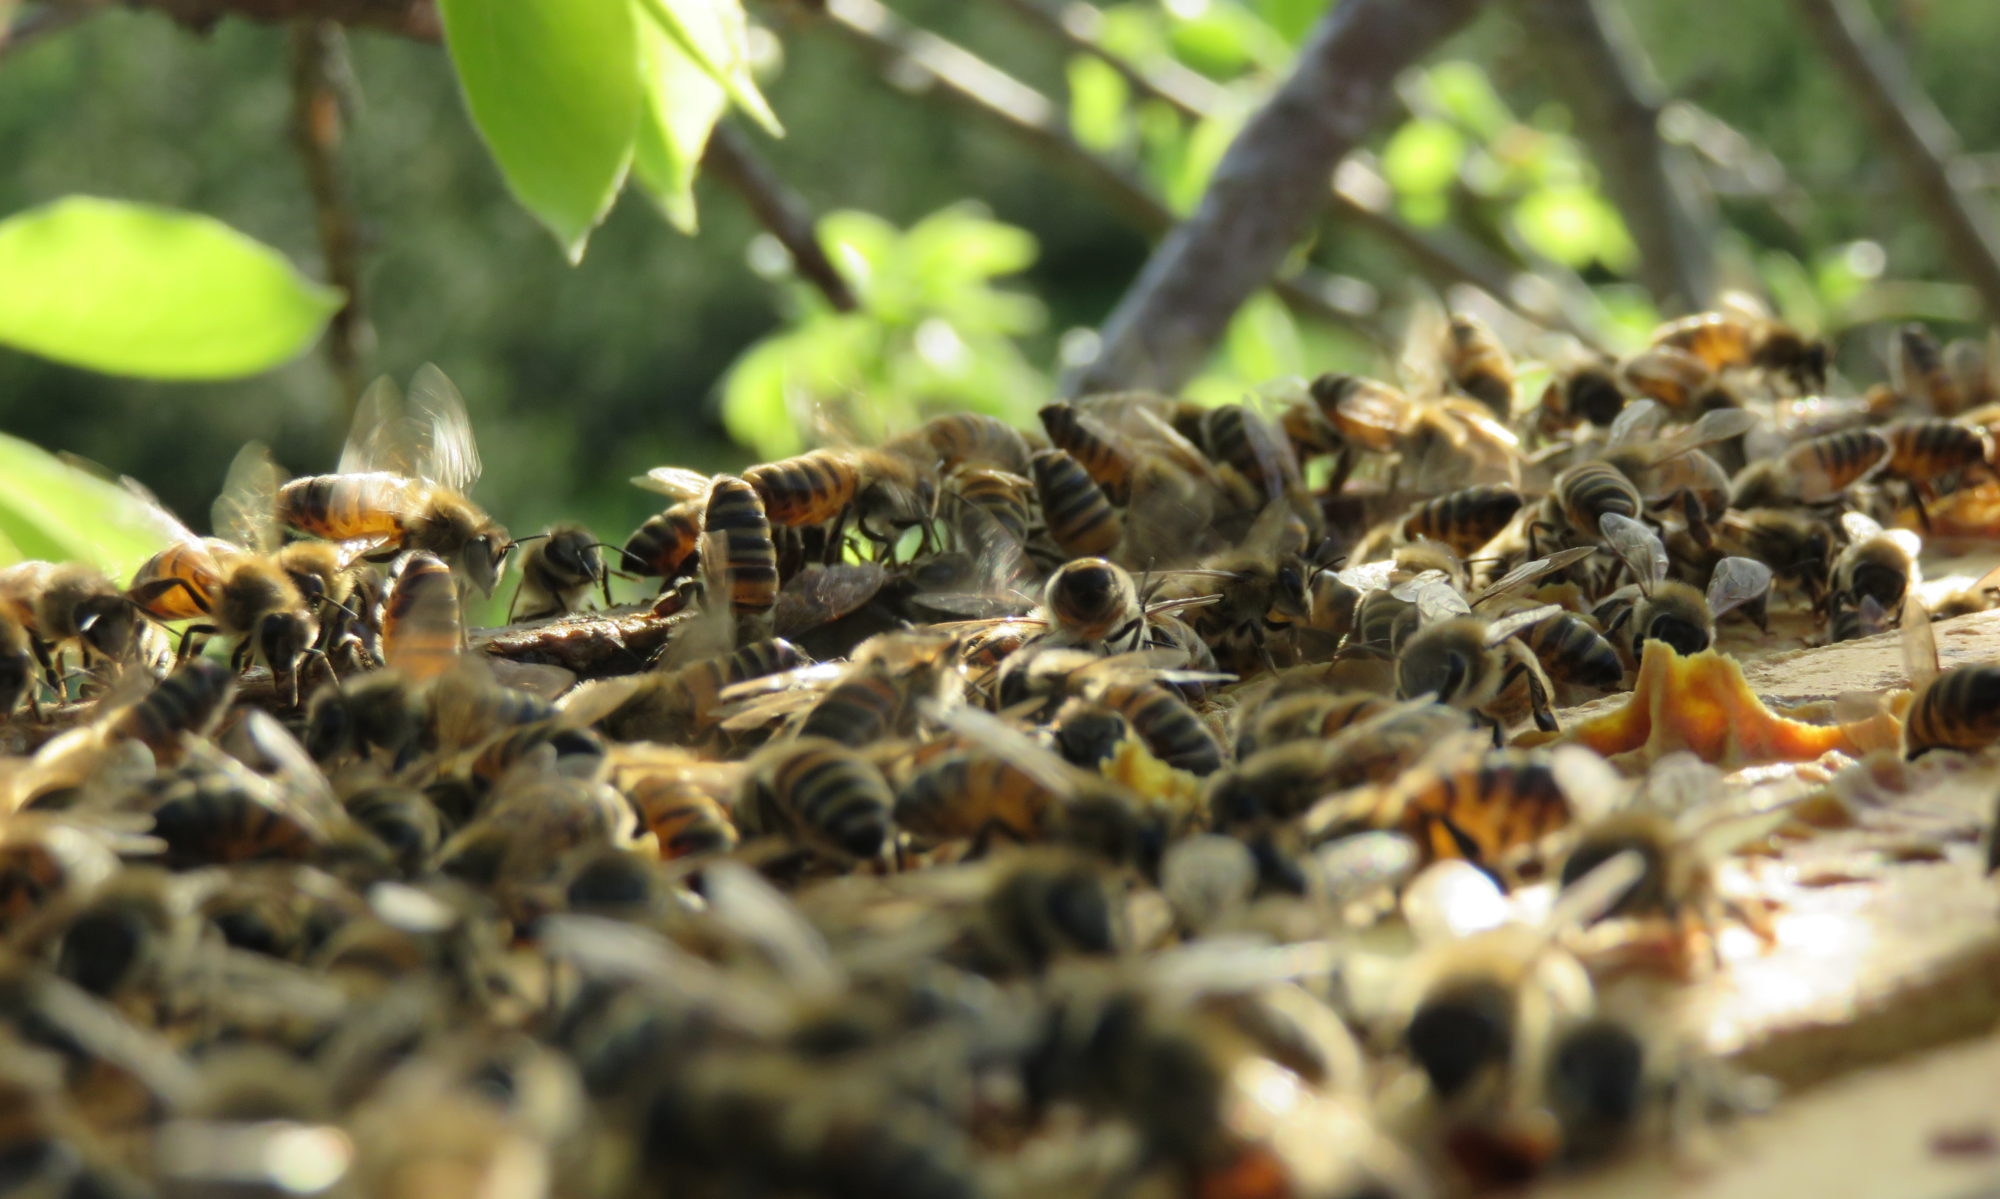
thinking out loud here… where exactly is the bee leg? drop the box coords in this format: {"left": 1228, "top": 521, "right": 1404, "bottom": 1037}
{"left": 1679, "top": 490, "right": 1713, "bottom": 549}
{"left": 1326, "top": 445, "right": 1355, "bottom": 496}
{"left": 1906, "top": 480, "right": 1934, "bottom": 535}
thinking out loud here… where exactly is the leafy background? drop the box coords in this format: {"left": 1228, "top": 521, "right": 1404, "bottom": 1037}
{"left": 0, "top": 0, "right": 1997, "bottom": 584}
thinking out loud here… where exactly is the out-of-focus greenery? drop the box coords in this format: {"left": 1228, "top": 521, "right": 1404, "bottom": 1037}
{"left": 1, "top": 0, "right": 1999, "bottom": 575}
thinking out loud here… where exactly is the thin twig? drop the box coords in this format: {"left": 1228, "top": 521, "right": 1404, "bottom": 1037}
{"left": 0, "top": 3, "right": 94, "bottom": 62}
{"left": 702, "top": 123, "right": 859, "bottom": 313}
{"left": 1790, "top": 0, "right": 2000, "bottom": 322}
{"left": 988, "top": 0, "right": 1599, "bottom": 344}
{"left": 288, "top": 18, "right": 370, "bottom": 415}
{"left": 807, "top": 0, "right": 1379, "bottom": 335}
{"left": 1070, "top": 0, "right": 1486, "bottom": 395}
{"left": 107, "top": 0, "right": 438, "bottom": 38}
{"left": 1514, "top": 0, "right": 1715, "bottom": 313}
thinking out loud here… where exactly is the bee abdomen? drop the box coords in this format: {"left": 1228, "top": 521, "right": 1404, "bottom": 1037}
{"left": 1905, "top": 664, "right": 2000, "bottom": 758}
{"left": 1031, "top": 450, "right": 1122, "bottom": 559}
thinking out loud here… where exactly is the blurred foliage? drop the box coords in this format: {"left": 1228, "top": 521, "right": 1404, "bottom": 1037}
{"left": 1, "top": 0, "right": 1999, "bottom": 573}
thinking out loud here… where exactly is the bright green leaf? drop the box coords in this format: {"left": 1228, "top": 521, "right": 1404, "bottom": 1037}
{"left": 0, "top": 433, "right": 177, "bottom": 575}
{"left": 1513, "top": 186, "right": 1631, "bottom": 270}
{"left": 1165, "top": 4, "right": 1284, "bottom": 76}
{"left": 630, "top": 16, "right": 727, "bottom": 234}
{"left": 1166, "top": 105, "right": 1244, "bottom": 215}
{"left": 1381, "top": 119, "right": 1466, "bottom": 197}
{"left": 0, "top": 197, "right": 340, "bottom": 380}
{"left": 633, "top": 0, "right": 782, "bottom": 137}
{"left": 1420, "top": 62, "right": 1512, "bottom": 140}
{"left": 439, "top": 0, "right": 641, "bottom": 260}
{"left": 1067, "top": 56, "right": 1132, "bottom": 155}
{"left": 1222, "top": 290, "right": 1302, "bottom": 383}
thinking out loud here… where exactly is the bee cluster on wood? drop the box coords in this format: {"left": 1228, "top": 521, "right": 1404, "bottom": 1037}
{"left": 1, "top": 301, "right": 1998, "bottom": 1196}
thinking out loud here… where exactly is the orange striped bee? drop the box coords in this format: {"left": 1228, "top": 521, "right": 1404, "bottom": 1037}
{"left": 380, "top": 551, "right": 462, "bottom": 683}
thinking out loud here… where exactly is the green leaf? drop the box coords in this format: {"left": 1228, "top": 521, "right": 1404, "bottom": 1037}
{"left": 1381, "top": 119, "right": 1466, "bottom": 197}
{"left": 1221, "top": 290, "right": 1302, "bottom": 382}
{"left": 1067, "top": 55, "right": 1132, "bottom": 154}
{"left": 1512, "top": 186, "right": 1633, "bottom": 270}
{"left": 1420, "top": 62, "right": 1512, "bottom": 140}
{"left": 0, "top": 197, "right": 340, "bottom": 380}
{"left": 439, "top": 0, "right": 641, "bottom": 261}
{"left": 1166, "top": 104, "right": 1244, "bottom": 215}
{"left": 0, "top": 433, "right": 177, "bottom": 575}
{"left": 630, "top": 16, "right": 727, "bottom": 234}
{"left": 633, "top": 0, "right": 782, "bottom": 137}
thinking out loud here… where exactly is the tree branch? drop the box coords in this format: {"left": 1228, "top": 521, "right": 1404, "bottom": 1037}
{"left": 806, "top": 0, "right": 1381, "bottom": 336}
{"left": 702, "top": 123, "right": 860, "bottom": 313}
{"left": 987, "top": 0, "right": 1603, "bottom": 346}
{"left": 97, "top": 0, "right": 438, "bottom": 38}
{"left": 1514, "top": 0, "right": 1715, "bottom": 313}
{"left": 0, "top": 2, "right": 95, "bottom": 62}
{"left": 289, "top": 18, "right": 371, "bottom": 414}
{"left": 1790, "top": 0, "right": 2000, "bottom": 322}
{"left": 1069, "top": 0, "right": 1486, "bottom": 394}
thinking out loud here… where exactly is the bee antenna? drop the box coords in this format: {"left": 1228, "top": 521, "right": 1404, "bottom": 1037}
{"left": 507, "top": 534, "right": 552, "bottom": 551}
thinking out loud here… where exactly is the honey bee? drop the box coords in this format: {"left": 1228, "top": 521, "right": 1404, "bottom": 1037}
{"left": 701, "top": 474, "right": 780, "bottom": 630}
{"left": 1878, "top": 417, "right": 1996, "bottom": 528}
{"left": 1192, "top": 401, "right": 1311, "bottom": 521}
{"left": 509, "top": 523, "right": 612, "bottom": 621}
{"left": 0, "top": 611, "right": 35, "bottom": 717}
{"left": 943, "top": 464, "right": 1035, "bottom": 549}
{"left": 1537, "top": 357, "right": 1627, "bottom": 433}
{"left": 604, "top": 745, "right": 742, "bottom": 860}
{"left": 1039, "top": 401, "right": 1135, "bottom": 503}
{"left": 734, "top": 444, "right": 938, "bottom": 551}
{"left": 561, "top": 636, "right": 808, "bottom": 746}
{"left": 1443, "top": 312, "right": 1516, "bottom": 419}
{"left": 1161, "top": 505, "right": 1313, "bottom": 675}
{"left": 380, "top": 551, "right": 462, "bottom": 683}
{"left": 1900, "top": 595, "right": 2000, "bottom": 758}
{"left": 108, "top": 656, "right": 238, "bottom": 760}
{"left": 1518, "top": 610, "right": 1624, "bottom": 692}
{"left": 139, "top": 740, "right": 333, "bottom": 869}
{"left": 1889, "top": 322, "right": 1963, "bottom": 415}
{"left": 276, "top": 365, "right": 510, "bottom": 595}
{"left": 214, "top": 441, "right": 370, "bottom": 630}
{"left": 1209, "top": 701, "right": 1473, "bottom": 834}
{"left": 1727, "top": 427, "right": 1890, "bottom": 509}
{"left": 303, "top": 669, "right": 428, "bottom": 768}
{"left": 1927, "top": 561, "right": 2000, "bottom": 620}
{"left": 620, "top": 498, "right": 704, "bottom": 585}
{"left": 342, "top": 785, "right": 444, "bottom": 876}
{"left": 1401, "top": 484, "right": 1526, "bottom": 557}
{"left": 1030, "top": 447, "right": 1123, "bottom": 559}
{"left": 1393, "top": 575, "right": 1563, "bottom": 736}
{"left": 1827, "top": 591, "right": 1891, "bottom": 644}
{"left": 1714, "top": 508, "right": 1834, "bottom": 609}
{"left": 1597, "top": 514, "right": 1772, "bottom": 658}
{"left": 1231, "top": 690, "right": 1393, "bottom": 759}
{"left": 738, "top": 736, "right": 897, "bottom": 864}
{"left": 1648, "top": 303, "right": 1828, "bottom": 393}
{"left": 0, "top": 560, "right": 138, "bottom": 685}
{"left": 1831, "top": 511, "right": 1921, "bottom": 617}
{"left": 0, "top": 814, "right": 127, "bottom": 933}
{"left": 1617, "top": 345, "right": 1730, "bottom": 413}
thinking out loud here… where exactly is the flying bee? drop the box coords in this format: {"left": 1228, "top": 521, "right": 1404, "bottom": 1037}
{"left": 1648, "top": 302, "right": 1828, "bottom": 393}
{"left": 738, "top": 736, "right": 896, "bottom": 865}
{"left": 1831, "top": 511, "right": 1921, "bottom": 617}
{"left": 0, "top": 560, "right": 138, "bottom": 686}
{"left": 276, "top": 365, "right": 510, "bottom": 595}
{"left": 1401, "top": 484, "right": 1526, "bottom": 557}
{"left": 1442, "top": 311, "right": 1515, "bottom": 419}
{"left": 1031, "top": 447, "right": 1123, "bottom": 559}
{"left": 1900, "top": 595, "right": 2000, "bottom": 758}
{"left": 621, "top": 498, "right": 704, "bottom": 585}
{"left": 1039, "top": 401, "right": 1136, "bottom": 503}
{"left": 1728, "top": 427, "right": 1890, "bottom": 509}
{"left": 1597, "top": 513, "right": 1773, "bottom": 660}
{"left": 508, "top": 523, "right": 614, "bottom": 621}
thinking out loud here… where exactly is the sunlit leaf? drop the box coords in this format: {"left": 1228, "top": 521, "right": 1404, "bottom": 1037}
{"left": 719, "top": 335, "right": 799, "bottom": 460}
{"left": 630, "top": 16, "right": 727, "bottom": 234}
{"left": 1247, "top": 0, "right": 1321, "bottom": 45}
{"left": 633, "top": 0, "right": 782, "bottom": 137}
{"left": 905, "top": 207, "right": 1038, "bottom": 289}
{"left": 1222, "top": 290, "right": 1302, "bottom": 383}
{"left": 1420, "top": 62, "right": 1513, "bottom": 140}
{"left": 439, "top": 0, "right": 641, "bottom": 260}
{"left": 1067, "top": 56, "right": 1132, "bottom": 154}
{"left": 1165, "top": 3, "right": 1284, "bottom": 76}
{"left": 0, "top": 433, "right": 175, "bottom": 574}
{"left": 1512, "top": 186, "right": 1633, "bottom": 270}
{"left": 1166, "top": 105, "right": 1244, "bottom": 214}
{"left": 0, "top": 197, "right": 340, "bottom": 380}
{"left": 1382, "top": 118, "right": 1466, "bottom": 197}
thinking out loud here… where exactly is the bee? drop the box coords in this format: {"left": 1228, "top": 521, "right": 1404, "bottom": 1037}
{"left": 1030, "top": 448, "right": 1123, "bottom": 559}
{"left": 509, "top": 523, "right": 612, "bottom": 621}
{"left": 1162, "top": 506, "right": 1313, "bottom": 675}
{"left": 1394, "top": 591, "right": 1564, "bottom": 737}
{"left": 1231, "top": 690, "right": 1392, "bottom": 759}
{"left": 1617, "top": 345, "right": 1731, "bottom": 413}
{"left": 1554, "top": 404, "right": 1754, "bottom": 545}
{"left": 606, "top": 746, "right": 742, "bottom": 860}
{"left": 1597, "top": 514, "right": 1773, "bottom": 659}
{"left": 562, "top": 637, "right": 809, "bottom": 746}
{"left": 0, "top": 560, "right": 138, "bottom": 685}
{"left": 1714, "top": 508, "right": 1834, "bottom": 609}
{"left": 1879, "top": 418, "right": 1996, "bottom": 528}
{"left": 1039, "top": 402, "right": 1135, "bottom": 503}
{"left": 1727, "top": 427, "right": 1890, "bottom": 509}
{"left": 1928, "top": 561, "right": 2000, "bottom": 620}
{"left": 891, "top": 410, "right": 1033, "bottom": 476}
{"left": 734, "top": 444, "right": 937, "bottom": 550}
{"left": 621, "top": 499, "right": 705, "bottom": 584}
{"left": 738, "top": 737, "right": 896, "bottom": 864}
{"left": 214, "top": 441, "right": 369, "bottom": 629}
{"left": 1402, "top": 485, "right": 1525, "bottom": 557}
{"left": 20, "top": 867, "right": 203, "bottom": 1003}
{"left": 1648, "top": 304, "right": 1828, "bottom": 392}
{"left": 0, "top": 815, "right": 126, "bottom": 933}
{"left": 1443, "top": 312, "right": 1516, "bottom": 419}
{"left": 380, "top": 551, "right": 462, "bottom": 683}
{"left": 1901, "top": 596, "right": 2000, "bottom": 758}
{"left": 701, "top": 474, "right": 780, "bottom": 628}
{"left": 1537, "top": 357, "right": 1627, "bottom": 433}
{"left": 342, "top": 785, "right": 445, "bottom": 876}
{"left": 107, "top": 656, "right": 237, "bottom": 760}
{"left": 1827, "top": 591, "right": 1891, "bottom": 644}
{"left": 1519, "top": 610, "right": 1624, "bottom": 692}
{"left": 944, "top": 465, "right": 1035, "bottom": 548}
{"left": 0, "top": 611, "right": 35, "bottom": 717}
{"left": 1192, "top": 402, "right": 1310, "bottom": 519}
{"left": 276, "top": 365, "right": 510, "bottom": 595}
{"left": 1006, "top": 648, "right": 1226, "bottom": 776}
{"left": 303, "top": 669, "right": 427, "bottom": 767}
{"left": 1889, "top": 322, "right": 1963, "bottom": 414}
{"left": 1831, "top": 511, "right": 1921, "bottom": 616}
{"left": 1209, "top": 701, "right": 1474, "bottom": 834}
{"left": 1038, "top": 556, "right": 1146, "bottom": 651}
{"left": 139, "top": 741, "right": 331, "bottom": 869}
{"left": 1308, "top": 372, "right": 1410, "bottom": 455}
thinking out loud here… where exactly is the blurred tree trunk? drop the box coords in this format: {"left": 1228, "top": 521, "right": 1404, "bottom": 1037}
{"left": 1066, "top": 0, "right": 1487, "bottom": 396}
{"left": 1514, "top": 0, "right": 1716, "bottom": 315}
{"left": 1791, "top": 0, "right": 2000, "bottom": 323}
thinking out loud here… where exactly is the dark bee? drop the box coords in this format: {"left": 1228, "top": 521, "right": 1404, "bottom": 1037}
{"left": 1831, "top": 512, "right": 1920, "bottom": 616}
{"left": 1539, "top": 360, "right": 1627, "bottom": 431}
{"left": 109, "top": 657, "right": 237, "bottom": 759}
{"left": 0, "top": 611, "right": 34, "bottom": 717}
{"left": 1402, "top": 484, "right": 1525, "bottom": 557}
{"left": 1650, "top": 307, "right": 1828, "bottom": 392}
{"left": 1443, "top": 312, "right": 1516, "bottom": 419}
{"left": 1598, "top": 514, "right": 1771, "bottom": 659}
{"left": 621, "top": 499, "right": 705, "bottom": 583}
{"left": 0, "top": 561, "right": 138, "bottom": 684}
{"left": 740, "top": 737, "right": 896, "bottom": 863}
{"left": 1031, "top": 448, "right": 1123, "bottom": 559}
{"left": 1039, "top": 402, "right": 1134, "bottom": 504}
{"left": 509, "top": 523, "right": 611, "bottom": 621}
{"left": 343, "top": 785, "right": 444, "bottom": 875}
{"left": 703, "top": 474, "right": 780, "bottom": 625}
{"left": 1728, "top": 428, "right": 1890, "bottom": 509}
{"left": 1520, "top": 610, "right": 1624, "bottom": 690}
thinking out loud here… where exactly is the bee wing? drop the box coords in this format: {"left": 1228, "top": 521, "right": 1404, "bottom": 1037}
{"left": 1481, "top": 603, "right": 1560, "bottom": 647}
{"left": 118, "top": 474, "right": 207, "bottom": 553}
{"left": 1551, "top": 745, "right": 1632, "bottom": 823}
{"left": 1685, "top": 799, "right": 1797, "bottom": 862}
{"left": 220, "top": 709, "right": 337, "bottom": 811}
{"left": 774, "top": 563, "right": 889, "bottom": 636}
{"left": 339, "top": 374, "right": 418, "bottom": 476}
{"left": 1398, "top": 295, "right": 1451, "bottom": 396}
{"left": 920, "top": 699, "right": 1088, "bottom": 795}
{"left": 1641, "top": 750, "right": 1722, "bottom": 817}
{"left": 1605, "top": 398, "right": 1665, "bottom": 450}
{"left": 1311, "top": 830, "right": 1421, "bottom": 907}
{"left": 633, "top": 466, "right": 714, "bottom": 500}
{"left": 1704, "top": 556, "right": 1773, "bottom": 621}
{"left": 489, "top": 660, "right": 577, "bottom": 701}
{"left": 1660, "top": 406, "right": 1758, "bottom": 457}
{"left": 1335, "top": 560, "right": 1398, "bottom": 593}
{"left": 557, "top": 675, "right": 647, "bottom": 728}
{"left": 1839, "top": 510, "right": 1884, "bottom": 542}
{"left": 1401, "top": 859, "right": 1510, "bottom": 943}
{"left": 1470, "top": 546, "right": 1595, "bottom": 607}
{"left": 1546, "top": 848, "right": 1646, "bottom": 932}
{"left": 538, "top": 913, "right": 791, "bottom": 1037}
{"left": 1902, "top": 591, "right": 1939, "bottom": 687}
{"left": 702, "top": 860, "right": 845, "bottom": 999}
{"left": 406, "top": 363, "right": 482, "bottom": 492}
{"left": 1599, "top": 512, "right": 1668, "bottom": 589}
{"left": 212, "top": 441, "right": 285, "bottom": 554}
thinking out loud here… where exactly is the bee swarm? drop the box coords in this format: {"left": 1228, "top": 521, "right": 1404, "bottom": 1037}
{"left": 4, "top": 313, "right": 2000, "bottom": 1198}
